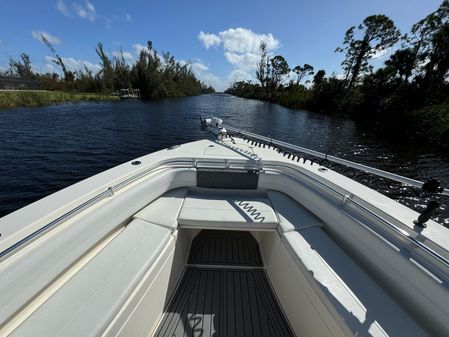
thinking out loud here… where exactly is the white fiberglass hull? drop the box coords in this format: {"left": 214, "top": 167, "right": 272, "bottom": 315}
{"left": 0, "top": 136, "right": 448, "bottom": 337}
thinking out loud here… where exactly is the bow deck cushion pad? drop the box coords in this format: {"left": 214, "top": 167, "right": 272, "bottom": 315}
{"left": 178, "top": 191, "right": 278, "bottom": 230}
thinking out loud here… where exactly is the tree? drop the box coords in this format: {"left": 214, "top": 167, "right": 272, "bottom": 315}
{"left": 113, "top": 49, "right": 131, "bottom": 90}
{"left": 256, "top": 41, "right": 268, "bottom": 89}
{"left": 8, "top": 53, "right": 34, "bottom": 79}
{"left": 293, "top": 64, "right": 314, "bottom": 84}
{"left": 130, "top": 40, "right": 203, "bottom": 99}
{"left": 96, "top": 42, "right": 114, "bottom": 92}
{"left": 267, "top": 55, "right": 289, "bottom": 97}
{"left": 40, "top": 34, "right": 74, "bottom": 82}
{"left": 336, "top": 15, "right": 400, "bottom": 89}
{"left": 427, "top": 23, "right": 449, "bottom": 82}
{"left": 338, "top": 26, "right": 357, "bottom": 84}
{"left": 385, "top": 48, "right": 416, "bottom": 82}
{"left": 313, "top": 69, "right": 326, "bottom": 86}
{"left": 405, "top": 0, "right": 449, "bottom": 79}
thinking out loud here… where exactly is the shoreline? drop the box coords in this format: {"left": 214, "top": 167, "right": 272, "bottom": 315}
{"left": 0, "top": 90, "right": 120, "bottom": 110}
{"left": 226, "top": 93, "right": 449, "bottom": 150}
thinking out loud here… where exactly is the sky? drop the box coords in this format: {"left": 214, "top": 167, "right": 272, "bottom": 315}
{"left": 0, "top": 0, "right": 443, "bottom": 91}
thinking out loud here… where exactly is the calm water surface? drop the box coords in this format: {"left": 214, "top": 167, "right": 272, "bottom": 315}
{"left": 1, "top": 93, "right": 449, "bottom": 221}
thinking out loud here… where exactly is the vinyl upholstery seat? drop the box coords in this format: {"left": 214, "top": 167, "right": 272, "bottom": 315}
{"left": 178, "top": 191, "right": 278, "bottom": 230}
{"left": 10, "top": 219, "right": 171, "bottom": 337}
{"left": 134, "top": 188, "right": 188, "bottom": 230}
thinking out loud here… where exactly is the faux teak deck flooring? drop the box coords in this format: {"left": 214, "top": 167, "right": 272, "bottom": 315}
{"left": 154, "top": 231, "right": 295, "bottom": 337}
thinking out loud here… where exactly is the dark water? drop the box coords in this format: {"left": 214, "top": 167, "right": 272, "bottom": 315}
{"left": 1, "top": 94, "right": 449, "bottom": 223}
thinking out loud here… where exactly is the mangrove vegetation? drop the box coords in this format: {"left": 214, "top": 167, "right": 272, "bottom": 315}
{"left": 225, "top": 1, "right": 449, "bottom": 147}
{"left": 0, "top": 39, "right": 214, "bottom": 109}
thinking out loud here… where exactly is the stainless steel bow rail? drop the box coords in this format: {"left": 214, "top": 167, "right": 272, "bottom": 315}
{"left": 224, "top": 125, "right": 449, "bottom": 226}
{"left": 265, "top": 161, "right": 449, "bottom": 285}
{"left": 1, "top": 157, "right": 449, "bottom": 287}
{"left": 0, "top": 158, "right": 258, "bottom": 262}
{"left": 225, "top": 125, "right": 449, "bottom": 195}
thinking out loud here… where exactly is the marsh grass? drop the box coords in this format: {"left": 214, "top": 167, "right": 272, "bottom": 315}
{"left": 0, "top": 91, "right": 119, "bottom": 110}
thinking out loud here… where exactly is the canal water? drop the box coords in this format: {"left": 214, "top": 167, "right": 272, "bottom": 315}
{"left": 1, "top": 93, "right": 448, "bottom": 223}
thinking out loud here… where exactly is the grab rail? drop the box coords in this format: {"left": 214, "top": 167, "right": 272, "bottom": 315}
{"left": 224, "top": 125, "right": 449, "bottom": 197}
{"left": 0, "top": 157, "right": 256, "bottom": 262}
{"left": 262, "top": 161, "right": 449, "bottom": 283}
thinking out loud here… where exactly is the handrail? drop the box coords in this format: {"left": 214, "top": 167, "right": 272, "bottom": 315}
{"left": 0, "top": 157, "right": 258, "bottom": 262}
{"left": 224, "top": 125, "right": 449, "bottom": 197}
{"left": 1, "top": 155, "right": 448, "bottom": 286}
{"left": 262, "top": 161, "right": 449, "bottom": 283}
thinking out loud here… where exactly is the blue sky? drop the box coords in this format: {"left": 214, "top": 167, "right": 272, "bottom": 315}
{"left": 0, "top": 0, "right": 443, "bottom": 90}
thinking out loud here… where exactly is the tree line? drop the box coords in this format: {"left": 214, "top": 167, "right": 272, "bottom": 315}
{"left": 1, "top": 39, "right": 214, "bottom": 99}
{"left": 225, "top": 1, "right": 449, "bottom": 147}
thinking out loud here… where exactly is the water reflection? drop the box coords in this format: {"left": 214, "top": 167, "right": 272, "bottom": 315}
{"left": 1, "top": 94, "right": 448, "bottom": 219}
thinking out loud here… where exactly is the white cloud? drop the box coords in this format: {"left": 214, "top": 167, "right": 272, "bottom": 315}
{"left": 199, "top": 27, "right": 280, "bottom": 88}
{"left": 200, "top": 72, "right": 223, "bottom": 91}
{"left": 198, "top": 31, "right": 221, "bottom": 49}
{"left": 199, "top": 28, "right": 279, "bottom": 54}
{"left": 44, "top": 56, "right": 55, "bottom": 64}
{"left": 122, "top": 51, "right": 133, "bottom": 61}
{"left": 227, "top": 69, "right": 252, "bottom": 83}
{"left": 45, "top": 62, "right": 56, "bottom": 72}
{"left": 56, "top": 0, "right": 71, "bottom": 17}
{"left": 56, "top": 1, "right": 131, "bottom": 30}
{"left": 173, "top": 59, "right": 223, "bottom": 90}
{"left": 31, "top": 30, "right": 62, "bottom": 44}
{"left": 44, "top": 55, "right": 101, "bottom": 74}
{"left": 371, "top": 48, "right": 390, "bottom": 59}
{"left": 56, "top": 1, "right": 134, "bottom": 32}
{"left": 219, "top": 28, "right": 279, "bottom": 54}
{"left": 224, "top": 51, "right": 259, "bottom": 71}
{"left": 189, "top": 61, "right": 223, "bottom": 91}
{"left": 132, "top": 43, "right": 147, "bottom": 55}
{"left": 73, "top": 0, "right": 96, "bottom": 22}
{"left": 191, "top": 62, "right": 209, "bottom": 72}
{"left": 105, "top": 14, "right": 132, "bottom": 29}
{"left": 112, "top": 50, "right": 134, "bottom": 62}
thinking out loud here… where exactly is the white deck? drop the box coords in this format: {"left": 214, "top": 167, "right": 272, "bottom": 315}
{"left": 1, "top": 137, "right": 447, "bottom": 254}
{"left": 5, "top": 188, "right": 430, "bottom": 337}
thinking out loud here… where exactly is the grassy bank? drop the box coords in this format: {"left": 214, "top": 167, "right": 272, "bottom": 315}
{"left": 0, "top": 90, "right": 119, "bottom": 110}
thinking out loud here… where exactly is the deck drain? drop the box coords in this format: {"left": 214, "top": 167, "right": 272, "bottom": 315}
{"left": 131, "top": 160, "right": 141, "bottom": 166}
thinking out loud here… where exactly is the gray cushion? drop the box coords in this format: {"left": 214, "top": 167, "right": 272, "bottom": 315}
{"left": 134, "top": 188, "right": 187, "bottom": 230}
{"left": 178, "top": 192, "right": 278, "bottom": 230}
{"left": 268, "top": 191, "right": 323, "bottom": 232}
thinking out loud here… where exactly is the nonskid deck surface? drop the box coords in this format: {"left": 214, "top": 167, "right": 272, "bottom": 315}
{"left": 154, "top": 231, "right": 295, "bottom": 337}
{"left": 187, "top": 230, "right": 263, "bottom": 267}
